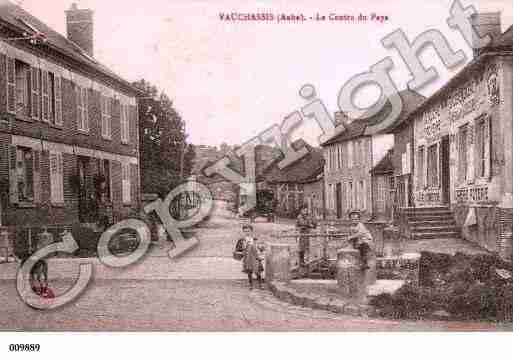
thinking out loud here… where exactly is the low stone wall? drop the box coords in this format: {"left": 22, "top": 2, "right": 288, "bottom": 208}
{"left": 453, "top": 203, "right": 499, "bottom": 253}
{"left": 268, "top": 280, "right": 377, "bottom": 317}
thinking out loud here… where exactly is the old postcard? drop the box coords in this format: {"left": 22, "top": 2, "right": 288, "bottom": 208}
{"left": 1, "top": 0, "right": 513, "bottom": 352}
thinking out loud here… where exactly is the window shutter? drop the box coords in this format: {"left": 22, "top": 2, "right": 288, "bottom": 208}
{"left": 6, "top": 57, "right": 16, "bottom": 114}
{"left": 33, "top": 150, "right": 41, "bottom": 203}
{"left": 121, "top": 104, "right": 126, "bottom": 143}
{"left": 467, "top": 128, "right": 475, "bottom": 183}
{"left": 58, "top": 153, "right": 64, "bottom": 202}
{"left": 485, "top": 116, "right": 492, "bottom": 179}
{"left": 50, "top": 152, "right": 58, "bottom": 203}
{"left": 83, "top": 88, "right": 89, "bottom": 131}
{"left": 108, "top": 98, "right": 113, "bottom": 137}
{"left": 41, "top": 70, "right": 49, "bottom": 121}
{"left": 101, "top": 96, "right": 106, "bottom": 137}
{"left": 361, "top": 181, "right": 364, "bottom": 210}
{"left": 75, "top": 85, "right": 82, "bottom": 130}
{"left": 8, "top": 145, "right": 18, "bottom": 204}
{"left": 54, "top": 77, "right": 63, "bottom": 126}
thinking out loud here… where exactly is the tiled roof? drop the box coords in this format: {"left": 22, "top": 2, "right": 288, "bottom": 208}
{"left": 371, "top": 149, "right": 394, "bottom": 175}
{"left": 0, "top": 1, "right": 140, "bottom": 94}
{"left": 263, "top": 139, "right": 324, "bottom": 184}
{"left": 321, "top": 89, "right": 425, "bottom": 146}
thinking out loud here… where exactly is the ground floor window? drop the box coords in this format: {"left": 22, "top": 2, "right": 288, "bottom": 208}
{"left": 50, "top": 152, "right": 64, "bottom": 204}
{"left": 16, "top": 146, "right": 34, "bottom": 202}
{"left": 122, "top": 163, "right": 131, "bottom": 204}
{"left": 98, "top": 159, "right": 112, "bottom": 202}
{"left": 358, "top": 180, "right": 365, "bottom": 210}
{"left": 417, "top": 146, "right": 424, "bottom": 189}
{"left": 427, "top": 144, "right": 438, "bottom": 187}
{"left": 458, "top": 124, "right": 468, "bottom": 183}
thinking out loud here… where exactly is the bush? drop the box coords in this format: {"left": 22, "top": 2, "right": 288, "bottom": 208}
{"left": 419, "top": 251, "right": 453, "bottom": 287}
{"left": 371, "top": 284, "right": 435, "bottom": 320}
{"left": 448, "top": 282, "right": 498, "bottom": 320}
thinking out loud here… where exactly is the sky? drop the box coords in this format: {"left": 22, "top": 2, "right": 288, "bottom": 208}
{"left": 13, "top": 0, "right": 513, "bottom": 147}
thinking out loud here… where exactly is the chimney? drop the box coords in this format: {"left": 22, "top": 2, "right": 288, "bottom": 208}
{"left": 471, "top": 12, "right": 501, "bottom": 58}
{"left": 66, "top": 3, "right": 94, "bottom": 57}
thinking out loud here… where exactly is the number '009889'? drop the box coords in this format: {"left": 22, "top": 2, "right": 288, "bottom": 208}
{"left": 9, "top": 344, "right": 40, "bottom": 352}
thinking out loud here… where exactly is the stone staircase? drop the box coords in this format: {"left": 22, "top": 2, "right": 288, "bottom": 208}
{"left": 401, "top": 206, "right": 461, "bottom": 240}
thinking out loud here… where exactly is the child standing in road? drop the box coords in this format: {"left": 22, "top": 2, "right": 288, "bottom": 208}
{"left": 240, "top": 224, "right": 265, "bottom": 290}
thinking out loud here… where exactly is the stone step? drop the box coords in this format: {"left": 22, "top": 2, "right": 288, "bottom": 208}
{"left": 404, "top": 210, "right": 453, "bottom": 216}
{"left": 409, "top": 219, "right": 457, "bottom": 227}
{"left": 406, "top": 214, "right": 455, "bottom": 221}
{"left": 411, "top": 226, "right": 460, "bottom": 233}
{"left": 411, "top": 231, "right": 460, "bottom": 240}
{"left": 401, "top": 206, "right": 449, "bottom": 212}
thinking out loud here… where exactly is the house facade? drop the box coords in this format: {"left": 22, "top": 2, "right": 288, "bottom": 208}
{"left": 321, "top": 90, "right": 424, "bottom": 221}
{"left": 263, "top": 140, "right": 324, "bottom": 218}
{"left": 0, "top": 2, "right": 140, "bottom": 228}
{"left": 408, "top": 13, "right": 513, "bottom": 258}
{"left": 322, "top": 129, "right": 373, "bottom": 220}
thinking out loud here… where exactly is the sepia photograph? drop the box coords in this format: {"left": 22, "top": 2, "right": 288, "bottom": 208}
{"left": 1, "top": 0, "right": 513, "bottom": 355}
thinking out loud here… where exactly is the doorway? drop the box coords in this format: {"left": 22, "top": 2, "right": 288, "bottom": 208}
{"left": 441, "top": 135, "right": 451, "bottom": 205}
{"left": 336, "top": 183, "right": 342, "bottom": 219}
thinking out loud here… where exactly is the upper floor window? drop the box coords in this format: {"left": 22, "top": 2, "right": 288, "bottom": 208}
{"left": 6, "top": 56, "right": 63, "bottom": 126}
{"left": 120, "top": 104, "right": 130, "bottom": 144}
{"left": 76, "top": 85, "right": 89, "bottom": 132}
{"left": 101, "top": 95, "right": 112, "bottom": 139}
{"left": 14, "top": 60, "right": 31, "bottom": 118}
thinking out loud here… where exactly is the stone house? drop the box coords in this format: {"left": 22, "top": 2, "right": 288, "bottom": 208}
{"left": 262, "top": 140, "right": 324, "bottom": 218}
{"left": 405, "top": 13, "right": 513, "bottom": 258}
{"left": 320, "top": 90, "right": 424, "bottom": 221}
{"left": 0, "top": 2, "right": 141, "bottom": 228}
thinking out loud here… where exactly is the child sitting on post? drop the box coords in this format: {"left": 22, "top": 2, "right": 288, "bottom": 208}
{"left": 348, "top": 210, "right": 373, "bottom": 270}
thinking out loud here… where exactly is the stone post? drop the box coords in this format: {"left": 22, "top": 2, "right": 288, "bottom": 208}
{"left": 265, "top": 244, "right": 291, "bottom": 283}
{"left": 364, "top": 252, "right": 377, "bottom": 287}
{"left": 336, "top": 248, "right": 365, "bottom": 300}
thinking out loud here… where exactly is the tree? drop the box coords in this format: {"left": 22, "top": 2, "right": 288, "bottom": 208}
{"left": 132, "top": 79, "right": 195, "bottom": 197}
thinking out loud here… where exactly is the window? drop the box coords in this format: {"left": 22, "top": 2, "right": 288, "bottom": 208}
{"left": 121, "top": 104, "right": 130, "bottom": 144}
{"left": 122, "top": 163, "right": 131, "bottom": 204}
{"left": 99, "top": 159, "right": 112, "bottom": 202}
{"left": 101, "top": 95, "right": 112, "bottom": 138}
{"left": 348, "top": 181, "right": 353, "bottom": 209}
{"left": 458, "top": 125, "right": 468, "bottom": 183}
{"left": 41, "top": 71, "right": 59, "bottom": 124}
{"left": 376, "top": 176, "right": 386, "bottom": 213}
{"left": 53, "top": 75, "right": 63, "bottom": 126}
{"left": 359, "top": 180, "right": 365, "bottom": 210}
{"left": 50, "top": 152, "right": 64, "bottom": 203}
{"left": 30, "top": 67, "right": 40, "bottom": 120}
{"left": 76, "top": 85, "right": 89, "bottom": 131}
{"left": 337, "top": 144, "right": 341, "bottom": 170}
{"left": 417, "top": 146, "right": 425, "bottom": 188}
{"left": 475, "top": 117, "right": 491, "bottom": 179}
{"left": 14, "top": 60, "right": 31, "bottom": 118}
{"left": 348, "top": 141, "right": 353, "bottom": 168}
{"left": 16, "top": 147, "right": 34, "bottom": 202}
{"left": 427, "top": 144, "right": 438, "bottom": 187}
